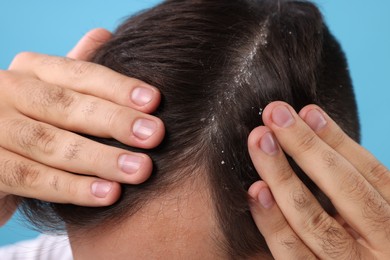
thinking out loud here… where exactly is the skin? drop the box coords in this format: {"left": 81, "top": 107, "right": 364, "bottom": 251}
{"left": 248, "top": 102, "right": 390, "bottom": 259}
{"left": 69, "top": 177, "right": 227, "bottom": 260}
{"left": 68, "top": 170, "right": 274, "bottom": 260}
{"left": 0, "top": 29, "right": 165, "bottom": 226}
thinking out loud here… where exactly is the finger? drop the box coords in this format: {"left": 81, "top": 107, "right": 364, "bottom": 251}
{"left": 248, "top": 181, "right": 317, "bottom": 260}
{"left": 0, "top": 148, "right": 120, "bottom": 206}
{"left": 2, "top": 72, "right": 164, "bottom": 149}
{"left": 262, "top": 101, "right": 390, "bottom": 250}
{"left": 299, "top": 105, "right": 390, "bottom": 201}
{"left": 0, "top": 115, "right": 152, "bottom": 185}
{"left": 8, "top": 52, "right": 160, "bottom": 113}
{"left": 67, "top": 28, "right": 112, "bottom": 61}
{"left": 248, "top": 126, "right": 362, "bottom": 259}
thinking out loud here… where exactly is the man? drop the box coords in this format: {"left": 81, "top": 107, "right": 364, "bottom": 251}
{"left": 1, "top": 1, "right": 389, "bottom": 259}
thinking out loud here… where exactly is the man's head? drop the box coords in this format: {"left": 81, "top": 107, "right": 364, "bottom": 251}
{"left": 21, "top": 0, "right": 359, "bottom": 258}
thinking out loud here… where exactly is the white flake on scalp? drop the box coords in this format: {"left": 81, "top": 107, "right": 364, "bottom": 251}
{"left": 205, "top": 20, "right": 270, "bottom": 145}
{"left": 258, "top": 108, "right": 263, "bottom": 116}
{"left": 258, "top": 19, "right": 270, "bottom": 47}
{"left": 233, "top": 18, "right": 270, "bottom": 90}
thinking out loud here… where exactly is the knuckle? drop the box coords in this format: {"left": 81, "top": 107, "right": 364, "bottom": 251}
{"left": 272, "top": 161, "right": 295, "bottom": 184}
{"left": 94, "top": 151, "right": 106, "bottom": 169}
{"left": 278, "top": 234, "right": 316, "bottom": 259}
{"left": 10, "top": 52, "right": 35, "bottom": 69}
{"left": 362, "top": 191, "right": 390, "bottom": 233}
{"left": 29, "top": 124, "right": 57, "bottom": 153}
{"left": 49, "top": 175, "right": 60, "bottom": 192}
{"left": 110, "top": 76, "right": 128, "bottom": 99}
{"left": 290, "top": 183, "right": 311, "bottom": 210}
{"left": 319, "top": 225, "right": 358, "bottom": 259}
{"left": 40, "top": 55, "right": 70, "bottom": 67}
{"left": 64, "top": 177, "right": 82, "bottom": 203}
{"left": 15, "top": 120, "right": 57, "bottom": 155}
{"left": 20, "top": 78, "right": 76, "bottom": 115}
{"left": 274, "top": 168, "right": 294, "bottom": 184}
{"left": 44, "top": 172, "right": 79, "bottom": 204}
{"left": 366, "top": 160, "right": 389, "bottom": 185}
{"left": 105, "top": 106, "right": 125, "bottom": 131}
{"left": 340, "top": 172, "right": 369, "bottom": 199}
{"left": 278, "top": 234, "right": 299, "bottom": 250}
{"left": 305, "top": 209, "right": 332, "bottom": 235}
{"left": 69, "top": 60, "right": 94, "bottom": 78}
{"left": 329, "top": 128, "right": 347, "bottom": 150}
{"left": 14, "top": 163, "right": 40, "bottom": 188}
{"left": 319, "top": 226, "right": 347, "bottom": 257}
{"left": 294, "top": 132, "right": 319, "bottom": 156}
{"left": 81, "top": 100, "right": 99, "bottom": 119}
{"left": 41, "top": 85, "right": 75, "bottom": 111}
{"left": 270, "top": 213, "right": 292, "bottom": 235}
{"left": 321, "top": 150, "right": 339, "bottom": 169}
{"left": 87, "top": 148, "right": 106, "bottom": 174}
{"left": 0, "top": 160, "right": 39, "bottom": 188}
{"left": 63, "top": 139, "right": 85, "bottom": 161}
{"left": 346, "top": 246, "right": 364, "bottom": 260}
{"left": 0, "top": 70, "right": 20, "bottom": 91}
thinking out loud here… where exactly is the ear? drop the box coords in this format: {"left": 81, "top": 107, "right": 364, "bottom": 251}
{"left": 0, "top": 196, "right": 18, "bottom": 227}
{"left": 67, "top": 28, "right": 112, "bottom": 61}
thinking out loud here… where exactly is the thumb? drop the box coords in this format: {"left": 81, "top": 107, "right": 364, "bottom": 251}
{"left": 67, "top": 28, "right": 112, "bottom": 61}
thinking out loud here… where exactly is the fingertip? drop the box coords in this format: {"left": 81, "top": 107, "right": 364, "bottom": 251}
{"left": 67, "top": 28, "right": 112, "bottom": 60}
{"left": 90, "top": 181, "right": 121, "bottom": 206}
{"left": 248, "top": 126, "right": 280, "bottom": 157}
{"left": 298, "top": 105, "right": 328, "bottom": 132}
{"left": 261, "top": 101, "right": 291, "bottom": 126}
{"left": 248, "top": 181, "right": 275, "bottom": 210}
{"left": 154, "top": 117, "right": 166, "bottom": 145}
{"left": 85, "top": 28, "right": 113, "bottom": 43}
{"left": 147, "top": 86, "right": 162, "bottom": 112}
{"left": 248, "top": 126, "right": 270, "bottom": 151}
{"left": 105, "top": 181, "right": 122, "bottom": 205}
{"left": 128, "top": 81, "right": 161, "bottom": 113}
{"left": 298, "top": 104, "right": 322, "bottom": 119}
{"left": 248, "top": 180, "right": 264, "bottom": 201}
{"left": 130, "top": 116, "right": 165, "bottom": 149}
{"left": 128, "top": 154, "right": 153, "bottom": 185}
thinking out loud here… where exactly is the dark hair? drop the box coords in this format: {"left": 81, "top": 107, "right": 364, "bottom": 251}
{"left": 21, "top": 0, "right": 360, "bottom": 258}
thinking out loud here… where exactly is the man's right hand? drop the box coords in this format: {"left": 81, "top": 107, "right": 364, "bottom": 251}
{"left": 248, "top": 102, "right": 390, "bottom": 259}
{"left": 0, "top": 29, "right": 165, "bottom": 226}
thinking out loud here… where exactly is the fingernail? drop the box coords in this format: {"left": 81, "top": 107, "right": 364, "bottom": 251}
{"left": 272, "top": 106, "right": 295, "bottom": 128}
{"left": 305, "top": 109, "right": 327, "bottom": 132}
{"left": 258, "top": 187, "right": 275, "bottom": 209}
{"left": 131, "top": 87, "right": 154, "bottom": 106}
{"left": 260, "top": 132, "right": 279, "bottom": 156}
{"left": 132, "top": 119, "right": 157, "bottom": 140}
{"left": 91, "top": 181, "right": 112, "bottom": 198}
{"left": 118, "top": 154, "right": 143, "bottom": 174}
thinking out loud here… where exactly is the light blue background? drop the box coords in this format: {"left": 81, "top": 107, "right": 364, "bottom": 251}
{"left": 0, "top": 0, "right": 389, "bottom": 247}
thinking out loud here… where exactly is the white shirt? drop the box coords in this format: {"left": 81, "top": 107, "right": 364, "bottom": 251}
{"left": 0, "top": 235, "right": 72, "bottom": 260}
